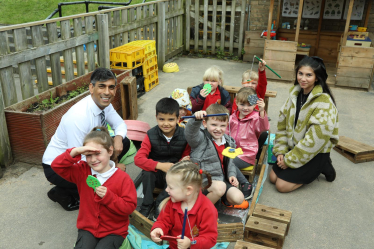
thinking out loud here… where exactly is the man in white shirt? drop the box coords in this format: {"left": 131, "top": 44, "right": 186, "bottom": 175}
{"left": 42, "top": 68, "right": 129, "bottom": 211}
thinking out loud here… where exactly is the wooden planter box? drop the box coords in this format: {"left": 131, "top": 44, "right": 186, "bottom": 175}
{"left": 4, "top": 69, "right": 130, "bottom": 164}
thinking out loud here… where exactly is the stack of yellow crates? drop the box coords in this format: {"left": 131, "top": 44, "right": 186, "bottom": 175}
{"left": 127, "top": 40, "right": 158, "bottom": 92}
{"left": 110, "top": 40, "right": 158, "bottom": 93}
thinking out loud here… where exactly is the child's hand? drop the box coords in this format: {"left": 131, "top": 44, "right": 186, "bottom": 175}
{"left": 229, "top": 176, "right": 239, "bottom": 187}
{"left": 95, "top": 186, "right": 107, "bottom": 198}
{"left": 177, "top": 236, "right": 191, "bottom": 249}
{"left": 156, "top": 162, "right": 174, "bottom": 173}
{"left": 70, "top": 146, "right": 100, "bottom": 158}
{"left": 257, "top": 98, "right": 265, "bottom": 112}
{"left": 150, "top": 228, "right": 164, "bottom": 243}
{"left": 199, "top": 89, "right": 209, "bottom": 98}
{"left": 180, "top": 155, "right": 190, "bottom": 161}
{"left": 259, "top": 59, "right": 267, "bottom": 71}
{"left": 194, "top": 111, "right": 207, "bottom": 120}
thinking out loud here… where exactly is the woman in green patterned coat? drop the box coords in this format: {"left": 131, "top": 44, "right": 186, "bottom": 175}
{"left": 270, "top": 56, "right": 339, "bottom": 193}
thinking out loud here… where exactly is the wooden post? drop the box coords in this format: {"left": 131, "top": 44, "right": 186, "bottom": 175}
{"left": 315, "top": 0, "right": 326, "bottom": 56}
{"left": 85, "top": 16, "right": 96, "bottom": 72}
{"left": 194, "top": 0, "right": 199, "bottom": 52}
{"left": 0, "top": 31, "right": 17, "bottom": 106}
{"left": 295, "top": 0, "right": 304, "bottom": 43}
{"left": 157, "top": 1, "right": 166, "bottom": 68}
{"left": 220, "top": 0, "right": 227, "bottom": 50}
{"left": 47, "top": 22, "right": 63, "bottom": 86}
{"left": 31, "top": 25, "right": 49, "bottom": 93}
{"left": 203, "top": 0, "right": 208, "bottom": 53}
{"left": 238, "top": 0, "right": 246, "bottom": 57}
{"left": 364, "top": 0, "right": 372, "bottom": 28}
{"left": 0, "top": 32, "right": 13, "bottom": 168}
{"left": 185, "top": 0, "right": 191, "bottom": 52}
{"left": 229, "top": 0, "right": 236, "bottom": 54}
{"left": 74, "top": 18, "right": 86, "bottom": 77}
{"left": 14, "top": 28, "right": 34, "bottom": 99}
{"left": 61, "top": 20, "right": 75, "bottom": 82}
{"left": 267, "top": 0, "right": 274, "bottom": 40}
{"left": 276, "top": 0, "right": 282, "bottom": 29}
{"left": 97, "top": 14, "right": 110, "bottom": 69}
{"left": 342, "top": 0, "right": 355, "bottom": 46}
{"left": 211, "top": 0, "right": 217, "bottom": 54}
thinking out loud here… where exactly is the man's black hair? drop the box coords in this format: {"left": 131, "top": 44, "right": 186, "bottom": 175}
{"left": 90, "top": 68, "right": 117, "bottom": 86}
{"left": 156, "top": 98, "right": 180, "bottom": 117}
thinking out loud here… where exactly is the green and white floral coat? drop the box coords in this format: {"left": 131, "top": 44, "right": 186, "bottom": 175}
{"left": 273, "top": 84, "right": 339, "bottom": 169}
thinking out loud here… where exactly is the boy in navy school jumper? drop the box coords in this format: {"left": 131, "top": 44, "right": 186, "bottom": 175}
{"left": 134, "top": 98, "right": 191, "bottom": 221}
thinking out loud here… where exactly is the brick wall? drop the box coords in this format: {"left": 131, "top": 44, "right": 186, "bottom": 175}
{"left": 249, "top": 0, "right": 280, "bottom": 31}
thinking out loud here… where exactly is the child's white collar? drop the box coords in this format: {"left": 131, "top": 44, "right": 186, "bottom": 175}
{"left": 91, "top": 160, "right": 118, "bottom": 185}
{"left": 212, "top": 136, "right": 226, "bottom": 146}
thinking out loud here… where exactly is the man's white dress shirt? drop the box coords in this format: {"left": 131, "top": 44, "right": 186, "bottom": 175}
{"left": 43, "top": 95, "right": 127, "bottom": 165}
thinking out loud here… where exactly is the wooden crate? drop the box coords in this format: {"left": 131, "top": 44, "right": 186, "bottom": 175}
{"left": 243, "top": 31, "right": 265, "bottom": 62}
{"left": 336, "top": 46, "right": 374, "bottom": 90}
{"left": 244, "top": 216, "right": 287, "bottom": 249}
{"left": 235, "top": 240, "right": 274, "bottom": 249}
{"left": 263, "top": 40, "right": 297, "bottom": 82}
{"left": 253, "top": 204, "right": 292, "bottom": 236}
{"left": 333, "top": 136, "right": 374, "bottom": 163}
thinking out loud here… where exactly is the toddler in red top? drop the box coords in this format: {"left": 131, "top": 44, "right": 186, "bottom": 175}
{"left": 151, "top": 161, "right": 218, "bottom": 249}
{"left": 232, "top": 59, "right": 268, "bottom": 113}
{"left": 51, "top": 126, "right": 137, "bottom": 249}
{"left": 190, "top": 65, "right": 232, "bottom": 113}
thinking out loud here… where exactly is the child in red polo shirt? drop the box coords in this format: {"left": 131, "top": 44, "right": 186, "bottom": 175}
{"left": 51, "top": 126, "right": 137, "bottom": 249}
{"left": 190, "top": 66, "right": 232, "bottom": 113}
{"left": 232, "top": 59, "right": 268, "bottom": 114}
{"left": 151, "top": 161, "right": 218, "bottom": 249}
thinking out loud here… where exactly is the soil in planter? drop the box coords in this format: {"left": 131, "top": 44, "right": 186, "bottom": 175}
{"left": 26, "top": 85, "right": 89, "bottom": 113}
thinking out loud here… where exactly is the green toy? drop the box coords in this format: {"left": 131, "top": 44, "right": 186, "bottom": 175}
{"left": 203, "top": 84, "right": 212, "bottom": 94}
{"left": 86, "top": 175, "right": 101, "bottom": 191}
{"left": 254, "top": 55, "right": 282, "bottom": 79}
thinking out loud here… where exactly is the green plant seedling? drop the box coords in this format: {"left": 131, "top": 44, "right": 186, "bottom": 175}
{"left": 86, "top": 175, "right": 101, "bottom": 191}
{"left": 203, "top": 84, "right": 212, "bottom": 94}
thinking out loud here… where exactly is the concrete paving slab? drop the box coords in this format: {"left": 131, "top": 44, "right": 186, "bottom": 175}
{"left": 1, "top": 57, "right": 373, "bottom": 249}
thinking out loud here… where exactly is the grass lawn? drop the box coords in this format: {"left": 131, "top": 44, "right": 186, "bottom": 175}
{"left": 0, "top": 0, "right": 149, "bottom": 25}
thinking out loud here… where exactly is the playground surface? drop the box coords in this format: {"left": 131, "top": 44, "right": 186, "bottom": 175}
{"left": 0, "top": 57, "right": 373, "bottom": 249}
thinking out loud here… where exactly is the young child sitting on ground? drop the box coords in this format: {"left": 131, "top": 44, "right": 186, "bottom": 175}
{"left": 134, "top": 98, "right": 191, "bottom": 221}
{"left": 227, "top": 87, "right": 270, "bottom": 200}
{"left": 185, "top": 104, "right": 248, "bottom": 209}
{"left": 232, "top": 59, "right": 268, "bottom": 113}
{"left": 51, "top": 126, "right": 137, "bottom": 249}
{"left": 150, "top": 161, "right": 218, "bottom": 249}
{"left": 170, "top": 88, "right": 193, "bottom": 128}
{"left": 190, "top": 65, "right": 232, "bottom": 113}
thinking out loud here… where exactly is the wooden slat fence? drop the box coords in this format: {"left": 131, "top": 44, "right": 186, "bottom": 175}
{"left": 0, "top": 0, "right": 184, "bottom": 166}
{"left": 186, "top": 0, "right": 247, "bottom": 57}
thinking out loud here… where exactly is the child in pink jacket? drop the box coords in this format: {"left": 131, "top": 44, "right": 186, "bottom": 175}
{"left": 226, "top": 87, "right": 269, "bottom": 199}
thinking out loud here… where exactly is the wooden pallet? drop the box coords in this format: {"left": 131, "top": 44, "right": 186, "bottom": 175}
{"left": 120, "top": 76, "right": 138, "bottom": 120}
{"left": 235, "top": 240, "right": 273, "bottom": 249}
{"left": 333, "top": 136, "right": 374, "bottom": 164}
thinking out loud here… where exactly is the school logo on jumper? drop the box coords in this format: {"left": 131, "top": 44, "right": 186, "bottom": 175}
{"left": 192, "top": 225, "right": 199, "bottom": 237}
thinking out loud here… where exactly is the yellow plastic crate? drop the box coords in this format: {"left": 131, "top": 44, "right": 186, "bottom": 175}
{"left": 144, "top": 71, "right": 159, "bottom": 92}
{"left": 110, "top": 45, "right": 145, "bottom": 69}
{"left": 145, "top": 50, "right": 157, "bottom": 60}
{"left": 143, "top": 55, "right": 158, "bottom": 75}
{"left": 127, "top": 40, "right": 156, "bottom": 55}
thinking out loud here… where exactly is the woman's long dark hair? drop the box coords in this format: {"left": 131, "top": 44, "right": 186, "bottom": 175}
{"left": 294, "top": 56, "right": 336, "bottom": 105}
